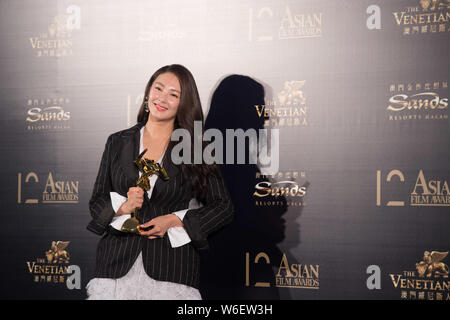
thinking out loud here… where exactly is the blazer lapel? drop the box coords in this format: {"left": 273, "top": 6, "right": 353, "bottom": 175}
{"left": 151, "top": 141, "right": 180, "bottom": 198}
{"left": 118, "top": 123, "right": 142, "bottom": 184}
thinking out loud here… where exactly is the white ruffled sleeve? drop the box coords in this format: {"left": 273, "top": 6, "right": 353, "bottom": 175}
{"left": 167, "top": 198, "right": 202, "bottom": 248}
{"left": 109, "top": 192, "right": 130, "bottom": 231}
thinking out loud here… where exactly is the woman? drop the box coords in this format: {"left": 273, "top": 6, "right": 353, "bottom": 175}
{"left": 86, "top": 64, "right": 234, "bottom": 299}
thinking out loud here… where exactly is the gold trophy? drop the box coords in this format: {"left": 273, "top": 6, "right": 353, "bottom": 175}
{"left": 121, "top": 149, "right": 169, "bottom": 234}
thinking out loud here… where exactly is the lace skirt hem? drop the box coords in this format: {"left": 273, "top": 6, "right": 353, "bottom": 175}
{"left": 86, "top": 253, "right": 201, "bottom": 300}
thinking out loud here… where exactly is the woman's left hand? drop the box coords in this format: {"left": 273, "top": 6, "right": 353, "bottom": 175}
{"left": 139, "top": 214, "right": 183, "bottom": 239}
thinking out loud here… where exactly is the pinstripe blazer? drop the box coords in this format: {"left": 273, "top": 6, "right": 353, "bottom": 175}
{"left": 87, "top": 122, "right": 234, "bottom": 289}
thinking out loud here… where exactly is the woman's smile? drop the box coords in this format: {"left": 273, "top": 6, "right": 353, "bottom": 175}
{"left": 154, "top": 103, "right": 168, "bottom": 111}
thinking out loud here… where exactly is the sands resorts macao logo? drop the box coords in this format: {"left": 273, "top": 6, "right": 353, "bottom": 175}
{"left": 254, "top": 170, "right": 307, "bottom": 207}
{"left": 138, "top": 13, "right": 185, "bottom": 42}
{"left": 26, "top": 97, "right": 71, "bottom": 131}
{"left": 386, "top": 80, "right": 448, "bottom": 122}
{"left": 389, "top": 250, "right": 449, "bottom": 300}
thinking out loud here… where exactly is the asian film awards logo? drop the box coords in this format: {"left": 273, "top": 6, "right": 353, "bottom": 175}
{"left": 376, "top": 169, "right": 450, "bottom": 207}
{"left": 17, "top": 172, "right": 79, "bottom": 204}
{"left": 249, "top": 5, "right": 322, "bottom": 42}
{"left": 246, "top": 252, "right": 319, "bottom": 290}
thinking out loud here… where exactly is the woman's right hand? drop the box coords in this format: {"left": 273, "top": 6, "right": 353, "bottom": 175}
{"left": 117, "top": 187, "right": 144, "bottom": 215}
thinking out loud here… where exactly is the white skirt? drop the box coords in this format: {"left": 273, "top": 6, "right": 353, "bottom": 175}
{"left": 86, "top": 253, "right": 202, "bottom": 300}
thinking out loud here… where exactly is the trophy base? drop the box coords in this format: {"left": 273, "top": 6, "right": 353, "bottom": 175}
{"left": 121, "top": 217, "right": 141, "bottom": 234}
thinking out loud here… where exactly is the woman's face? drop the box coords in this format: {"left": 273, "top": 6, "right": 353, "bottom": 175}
{"left": 148, "top": 72, "right": 181, "bottom": 123}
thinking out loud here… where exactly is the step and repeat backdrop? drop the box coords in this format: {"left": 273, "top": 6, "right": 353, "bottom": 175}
{"left": 0, "top": 0, "right": 448, "bottom": 300}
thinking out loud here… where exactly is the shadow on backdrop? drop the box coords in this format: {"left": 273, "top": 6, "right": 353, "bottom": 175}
{"left": 200, "top": 74, "right": 300, "bottom": 299}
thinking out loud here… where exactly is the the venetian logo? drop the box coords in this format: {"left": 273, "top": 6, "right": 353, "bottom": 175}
{"left": 26, "top": 241, "right": 70, "bottom": 284}
{"left": 26, "top": 241, "right": 81, "bottom": 289}
{"left": 26, "top": 97, "right": 71, "bottom": 131}
{"left": 389, "top": 250, "right": 449, "bottom": 300}
{"left": 246, "top": 252, "right": 319, "bottom": 289}
{"left": 392, "top": 0, "right": 449, "bottom": 35}
{"left": 376, "top": 169, "right": 450, "bottom": 207}
{"left": 254, "top": 170, "right": 307, "bottom": 207}
{"left": 17, "top": 172, "right": 79, "bottom": 204}
{"left": 255, "top": 81, "right": 308, "bottom": 127}
{"left": 29, "top": 5, "right": 81, "bottom": 57}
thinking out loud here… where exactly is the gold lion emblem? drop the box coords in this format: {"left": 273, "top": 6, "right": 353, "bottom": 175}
{"left": 48, "top": 15, "right": 69, "bottom": 38}
{"left": 416, "top": 251, "right": 449, "bottom": 278}
{"left": 420, "top": 0, "right": 450, "bottom": 10}
{"left": 278, "top": 81, "right": 306, "bottom": 107}
{"left": 45, "top": 241, "right": 70, "bottom": 264}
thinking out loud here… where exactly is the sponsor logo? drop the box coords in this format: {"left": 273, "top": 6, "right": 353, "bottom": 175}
{"left": 26, "top": 97, "right": 71, "bottom": 131}
{"left": 28, "top": 5, "right": 81, "bottom": 57}
{"left": 17, "top": 172, "right": 79, "bottom": 204}
{"left": 255, "top": 80, "right": 308, "bottom": 128}
{"left": 387, "top": 81, "right": 448, "bottom": 121}
{"left": 392, "top": 0, "right": 450, "bottom": 35}
{"left": 249, "top": 5, "right": 322, "bottom": 42}
{"left": 254, "top": 171, "right": 307, "bottom": 207}
{"left": 246, "top": 252, "right": 319, "bottom": 290}
{"left": 26, "top": 241, "right": 81, "bottom": 289}
{"left": 389, "top": 250, "right": 449, "bottom": 300}
{"left": 376, "top": 169, "right": 450, "bottom": 207}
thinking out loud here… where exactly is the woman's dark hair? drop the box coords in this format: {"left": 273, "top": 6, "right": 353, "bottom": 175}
{"left": 137, "top": 64, "right": 219, "bottom": 203}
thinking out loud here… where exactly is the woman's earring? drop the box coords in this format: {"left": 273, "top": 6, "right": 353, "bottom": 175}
{"left": 144, "top": 97, "right": 149, "bottom": 112}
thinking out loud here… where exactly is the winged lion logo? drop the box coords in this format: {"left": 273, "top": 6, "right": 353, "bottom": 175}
{"left": 277, "top": 81, "right": 306, "bottom": 106}
{"left": 45, "top": 241, "right": 70, "bottom": 264}
{"left": 420, "top": 0, "right": 450, "bottom": 10}
{"left": 416, "top": 251, "right": 449, "bottom": 278}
